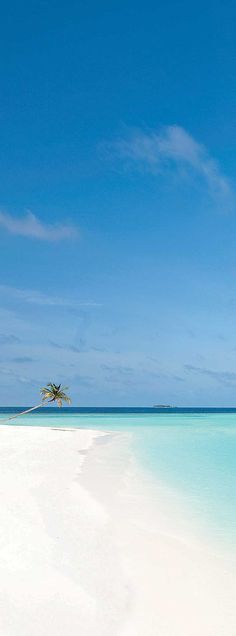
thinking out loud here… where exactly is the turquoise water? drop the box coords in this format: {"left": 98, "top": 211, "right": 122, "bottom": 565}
{"left": 1, "top": 410, "right": 236, "bottom": 550}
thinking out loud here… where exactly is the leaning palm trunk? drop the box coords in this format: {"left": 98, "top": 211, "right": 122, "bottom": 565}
{"left": 1, "top": 403, "right": 43, "bottom": 424}
{"left": 1, "top": 383, "right": 71, "bottom": 425}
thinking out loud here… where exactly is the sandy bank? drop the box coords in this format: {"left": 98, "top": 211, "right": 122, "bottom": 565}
{"left": 0, "top": 424, "right": 235, "bottom": 635}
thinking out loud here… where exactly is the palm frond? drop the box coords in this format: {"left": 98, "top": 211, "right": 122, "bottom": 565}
{"left": 59, "top": 394, "right": 71, "bottom": 404}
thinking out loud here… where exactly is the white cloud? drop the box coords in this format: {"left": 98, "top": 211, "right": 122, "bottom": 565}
{"left": 112, "top": 125, "right": 233, "bottom": 206}
{"left": 0, "top": 210, "right": 78, "bottom": 241}
{"left": 0, "top": 285, "right": 101, "bottom": 308}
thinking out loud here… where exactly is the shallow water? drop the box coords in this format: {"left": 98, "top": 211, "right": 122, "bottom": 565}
{"left": 1, "top": 409, "right": 236, "bottom": 551}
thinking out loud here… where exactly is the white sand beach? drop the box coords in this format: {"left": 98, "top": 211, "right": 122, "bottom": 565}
{"left": 0, "top": 424, "right": 235, "bottom": 636}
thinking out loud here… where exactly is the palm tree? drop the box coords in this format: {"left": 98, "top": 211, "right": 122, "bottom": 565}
{"left": 40, "top": 383, "right": 71, "bottom": 407}
{"left": 1, "top": 383, "right": 71, "bottom": 424}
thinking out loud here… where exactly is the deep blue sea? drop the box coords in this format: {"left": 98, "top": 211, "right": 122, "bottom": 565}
{"left": 1, "top": 407, "right": 236, "bottom": 549}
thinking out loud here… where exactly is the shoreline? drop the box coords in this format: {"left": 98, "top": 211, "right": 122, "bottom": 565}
{"left": 0, "top": 424, "right": 235, "bottom": 635}
{"left": 80, "top": 427, "right": 236, "bottom": 635}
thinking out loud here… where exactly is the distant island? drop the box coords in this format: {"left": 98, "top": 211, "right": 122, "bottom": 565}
{"left": 153, "top": 405, "right": 173, "bottom": 408}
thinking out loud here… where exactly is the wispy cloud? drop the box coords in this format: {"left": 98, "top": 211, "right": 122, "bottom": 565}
{"left": 0, "top": 285, "right": 101, "bottom": 309}
{"left": 49, "top": 340, "right": 82, "bottom": 353}
{"left": 12, "top": 356, "right": 35, "bottom": 363}
{"left": 70, "top": 373, "right": 95, "bottom": 388}
{"left": 110, "top": 125, "right": 233, "bottom": 207}
{"left": 101, "top": 364, "right": 135, "bottom": 385}
{"left": 0, "top": 210, "right": 78, "bottom": 241}
{"left": 0, "top": 366, "right": 36, "bottom": 385}
{"left": 185, "top": 364, "right": 236, "bottom": 386}
{"left": 0, "top": 333, "right": 21, "bottom": 344}
{"left": 50, "top": 339, "right": 107, "bottom": 354}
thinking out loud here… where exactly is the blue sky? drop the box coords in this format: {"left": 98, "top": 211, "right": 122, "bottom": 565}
{"left": 1, "top": 0, "right": 236, "bottom": 405}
